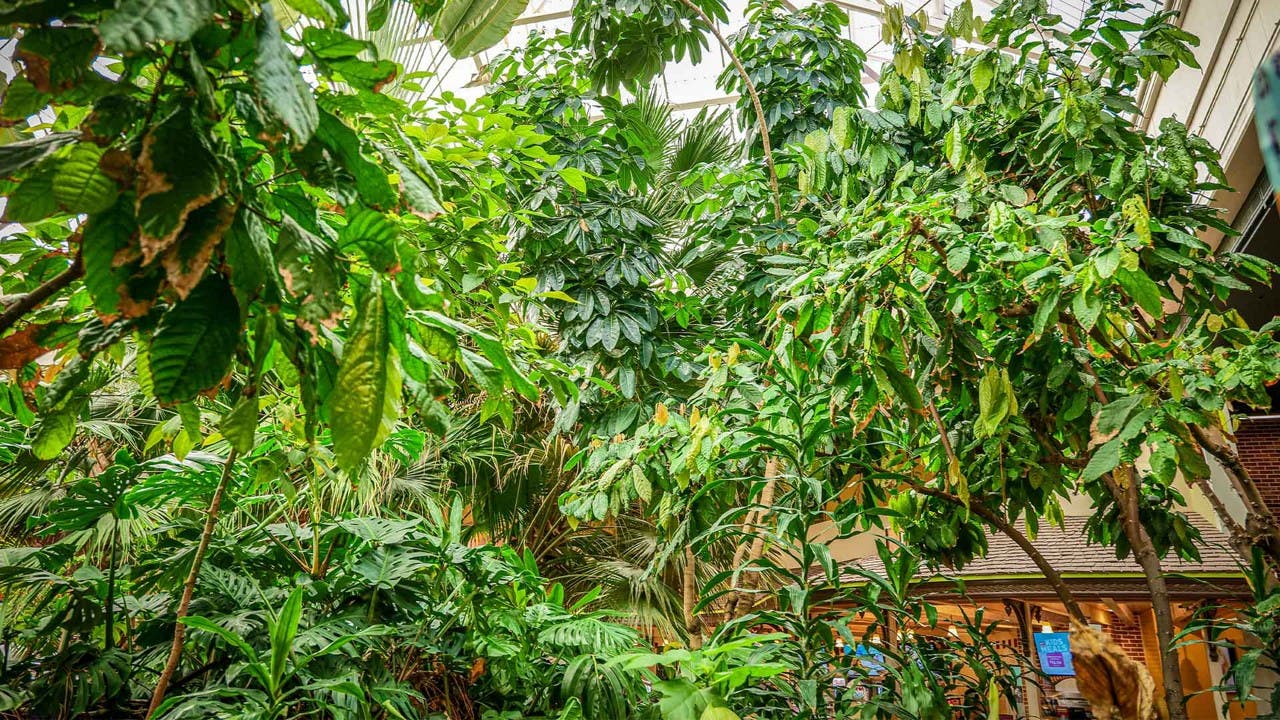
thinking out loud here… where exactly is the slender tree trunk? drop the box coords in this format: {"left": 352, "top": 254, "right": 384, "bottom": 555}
{"left": 683, "top": 546, "right": 701, "bottom": 648}
{"left": 1187, "top": 471, "right": 1254, "bottom": 559}
{"left": 674, "top": 0, "right": 782, "bottom": 221}
{"left": 1067, "top": 326, "right": 1186, "bottom": 719}
{"left": 726, "top": 458, "right": 779, "bottom": 618}
{"left": 1109, "top": 466, "right": 1186, "bottom": 720}
{"left": 148, "top": 450, "right": 238, "bottom": 718}
{"left": 1191, "top": 424, "right": 1280, "bottom": 568}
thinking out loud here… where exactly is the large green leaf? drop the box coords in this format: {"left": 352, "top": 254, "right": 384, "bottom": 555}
{"left": 2, "top": 158, "right": 59, "bottom": 222}
{"left": 330, "top": 277, "right": 401, "bottom": 472}
{"left": 53, "top": 143, "right": 118, "bottom": 215}
{"left": 98, "top": 0, "right": 214, "bottom": 53}
{"left": 1082, "top": 438, "right": 1123, "bottom": 482}
{"left": 31, "top": 403, "right": 77, "bottom": 460}
{"left": 220, "top": 396, "right": 258, "bottom": 454}
{"left": 380, "top": 149, "right": 443, "bottom": 218}
{"left": 269, "top": 588, "right": 304, "bottom": 695}
{"left": 431, "top": 0, "right": 529, "bottom": 58}
{"left": 148, "top": 276, "right": 240, "bottom": 403}
{"left": 254, "top": 7, "right": 319, "bottom": 146}
{"left": 313, "top": 111, "right": 397, "bottom": 210}
{"left": 223, "top": 209, "right": 276, "bottom": 302}
{"left": 282, "top": 0, "right": 345, "bottom": 25}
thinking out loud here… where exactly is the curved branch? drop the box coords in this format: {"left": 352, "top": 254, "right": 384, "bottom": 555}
{"left": 0, "top": 255, "right": 83, "bottom": 336}
{"left": 676, "top": 0, "right": 783, "bottom": 221}
{"left": 908, "top": 482, "right": 1087, "bottom": 625}
{"left": 148, "top": 449, "right": 238, "bottom": 718}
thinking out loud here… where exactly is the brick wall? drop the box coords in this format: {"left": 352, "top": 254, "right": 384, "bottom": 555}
{"left": 1236, "top": 417, "right": 1280, "bottom": 511}
{"left": 1106, "top": 612, "right": 1146, "bottom": 662}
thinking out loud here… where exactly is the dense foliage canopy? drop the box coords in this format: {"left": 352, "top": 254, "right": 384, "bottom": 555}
{"left": 0, "top": 0, "right": 1278, "bottom": 719}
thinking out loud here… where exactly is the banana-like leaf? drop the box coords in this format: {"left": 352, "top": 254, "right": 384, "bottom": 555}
{"left": 431, "top": 0, "right": 528, "bottom": 58}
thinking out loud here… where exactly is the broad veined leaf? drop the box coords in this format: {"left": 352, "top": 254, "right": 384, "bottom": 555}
{"left": 313, "top": 111, "right": 397, "bottom": 209}
{"left": 255, "top": 7, "right": 320, "bottom": 146}
{"left": 53, "top": 143, "right": 117, "bottom": 215}
{"left": 1114, "top": 267, "right": 1164, "bottom": 318}
{"left": 558, "top": 165, "right": 587, "bottom": 193}
{"left": 31, "top": 402, "right": 77, "bottom": 460}
{"left": 976, "top": 366, "right": 1017, "bottom": 438}
{"left": 339, "top": 203, "right": 398, "bottom": 271}
{"left": 135, "top": 108, "right": 223, "bottom": 262}
{"left": 2, "top": 158, "right": 60, "bottom": 222}
{"left": 367, "top": 0, "right": 391, "bottom": 31}
{"left": 1082, "top": 438, "right": 1123, "bottom": 482}
{"left": 223, "top": 208, "right": 277, "bottom": 301}
{"left": 330, "top": 277, "right": 402, "bottom": 472}
{"left": 301, "top": 27, "right": 372, "bottom": 58}
{"left": 99, "top": 0, "right": 214, "bottom": 53}
{"left": 381, "top": 149, "right": 443, "bottom": 218}
{"left": 970, "top": 54, "right": 995, "bottom": 96}
{"left": 0, "top": 131, "right": 77, "bottom": 178}
{"left": 148, "top": 275, "right": 240, "bottom": 403}
{"left": 220, "top": 396, "right": 259, "bottom": 454}
{"left": 283, "top": 0, "right": 346, "bottom": 25}
{"left": 431, "top": 0, "right": 529, "bottom": 58}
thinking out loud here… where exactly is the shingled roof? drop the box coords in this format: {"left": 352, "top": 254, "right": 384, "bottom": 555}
{"left": 842, "top": 515, "right": 1248, "bottom": 599}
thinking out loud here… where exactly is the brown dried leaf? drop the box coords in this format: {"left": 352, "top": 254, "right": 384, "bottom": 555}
{"left": 1070, "top": 620, "right": 1166, "bottom": 720}
{"left": 0, "top": 325, "right": 53, "bottom": 370}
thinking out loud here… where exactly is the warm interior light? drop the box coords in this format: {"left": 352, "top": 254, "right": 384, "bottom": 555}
{"left": 1041, "top": 624, "right": 1053, "bottom": 634}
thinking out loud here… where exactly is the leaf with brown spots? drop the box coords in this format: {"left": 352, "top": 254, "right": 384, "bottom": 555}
{"left": 135, "top": 108, "right": 223, "bottom": 263}
{"left": 162, "top": 197, "right": 237, "bottom": 298}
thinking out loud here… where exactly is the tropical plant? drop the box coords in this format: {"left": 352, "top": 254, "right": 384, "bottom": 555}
{"left": 1, "top": 1, "right": 1278, "bottom": 719}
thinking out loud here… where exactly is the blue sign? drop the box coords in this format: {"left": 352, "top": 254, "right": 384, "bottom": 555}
{"left": 1033, "top": 632, "right": 1075, "bottom": 676}
{"left": 854, "top": 644, "right": 885, "bottom": 675}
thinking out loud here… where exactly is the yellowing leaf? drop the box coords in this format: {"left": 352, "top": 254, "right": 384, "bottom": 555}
{"left": 330, "top": 277, "right": 402, "bottom": 472}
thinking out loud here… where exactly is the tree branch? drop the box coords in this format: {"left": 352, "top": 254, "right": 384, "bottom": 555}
{"left": 148, "top": 449, "right": 238, "bottom": 718}
{"left": 908, "top": 481, "right": 1088, "bottom": 625}
{"left": 676, "top": 0, "right": 782, "bottom": 221}
{"left": 0, "top": 255, "right": 83, "bottom": 336}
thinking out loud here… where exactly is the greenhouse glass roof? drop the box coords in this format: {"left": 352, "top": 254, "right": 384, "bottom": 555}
{"left": 350, "top": 0, "right": 1167, "bottom": 113}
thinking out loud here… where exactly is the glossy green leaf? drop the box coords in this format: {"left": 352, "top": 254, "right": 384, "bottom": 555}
{"left": 31, "top": 403, "right": 76, "bottom": 460}
{"left": 1082, "top": 438, "right": 1123, "bottom": 482}
{"left": 149, "top": 276, "right": 240, "bottom": 403}
{"left": 431, "top": 0, "right": 529, "bottom": 58}
{"left": 99, "top": 0, "right": 214, "bottom": 52}
{"left": 220, "top": 396, "right": 259, "bottom": 454}
{"left": 53, "top": 144, "right": 117, "bottom": 215}
{"left": 255, "top": 7, "right": 319, "bottom": 146}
